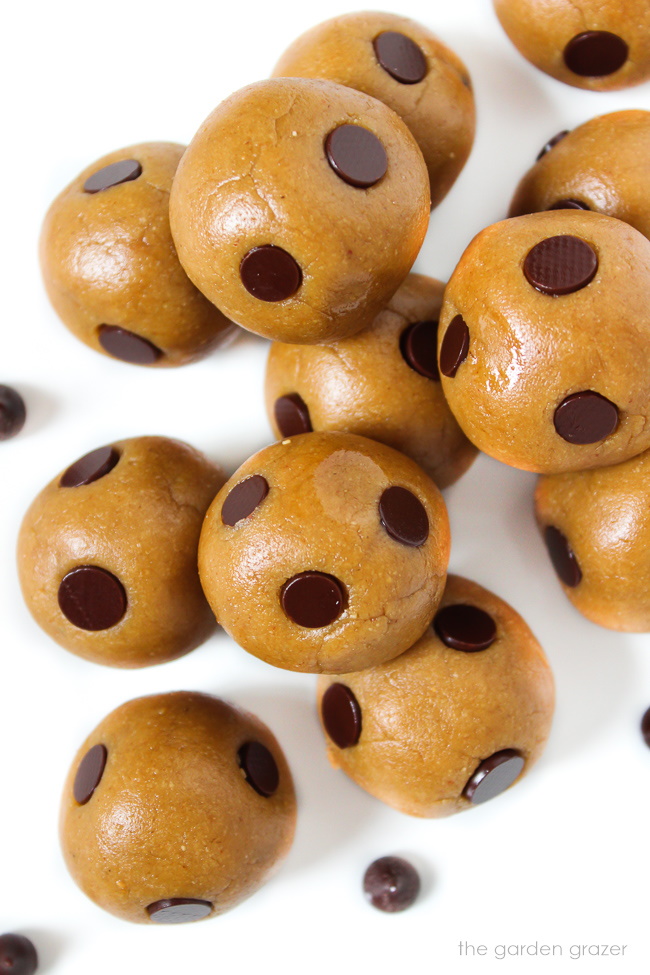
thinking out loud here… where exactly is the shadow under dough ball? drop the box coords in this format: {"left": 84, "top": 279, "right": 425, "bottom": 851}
{"left": 265, "top": 273, "right": 477, "bottom": 489}
{"left": 272, "top": 11, "right": 475, "bottom": 210}
{"left": 17, "top": 437, "right": 226, "bottom": 666}
{"left": 60, "top": 692, "right": 296, "bottom": 923}
{"left": 494, "top": 0, "right": 650, "bottom": 90}
{"left": 198, "top": 431, "right": 450, "bottom": 674}
{"left": 169, "top": 78, "right": 430, "bottom": 345}
{"left": 438, "top": 210, "right": 650, "bottom": 474}
{"left": 318, "top": 575, "right": 555, "bottom": 817}
{"left": 40, "top": 142, "right": 236, "bottom": 366}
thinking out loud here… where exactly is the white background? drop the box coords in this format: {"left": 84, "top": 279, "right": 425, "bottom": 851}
{"left": 2, "top": 1, "right": 649, "bottom": 972}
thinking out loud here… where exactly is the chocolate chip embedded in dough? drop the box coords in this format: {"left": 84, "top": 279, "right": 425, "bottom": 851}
{"left": 536, "top": 130, "right": 569, "bottom": 162}
{"left": 325, "top": 124, "right": 388, "bottom": 188}
{"left": 147, "top": 899, "right": 213, "bottom": 924}
{"left": 523, "top": 235, "right": 598, "bottom": 296}
{"left": 274, "top": 393, "right": 312, "bottom": 437}
{"left": 240, "top": 246, "right": 302, "bottom": 302}
{"left": 98, "top": 325, "right": 162, "bottom": 365}
{"left": 73, "top": 743, "right": 108, "bottom": 804}
{"left": 463, "top": 749, "right": 525, "bottom": 804}
{"left": 221, "top": 475, "right": 269, "bottom": 526}
{"left": 238, "top": 741, "right": 280, "bottom": 797}
{"left": 281, "top": 571, "right": 346, "bottom": 627}
{"left": 563, "top": 31, "right": 628, "bottom": 78}
{"left": 58, "top": 565, "right": 127, "bottom": 630}
{"left": 83, "top": 159, "right": 142, "bottom": 193}
{"left": 434, "top": 604, "right": 497, "bottom": 652}
{"left": 400, "top": 320, "right": 440, "bottom": 380}
{"left": 379, "top": 486, "right": 429, "bottom": 547}
{"left": 321, "top": 683, "right": 362, "bottom": 748}
{"left": 373, "top": 31, "right": 428, "bottom": 84}
{"left": 60, "top": 446, "right": 119, "bottom": 487}
{"left": 439, "top": 314, "right": 469, "bottom": 377}
{"left": 544, "top": 525, "right": 582, "bottom": 588}
{"left": 553, "top": 391, "right": 618, "bottom": 444}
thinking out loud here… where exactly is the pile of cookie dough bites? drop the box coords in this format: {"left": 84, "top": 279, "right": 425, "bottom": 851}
{"left": 19, "top": 1, "right": 650, "bottom": 927}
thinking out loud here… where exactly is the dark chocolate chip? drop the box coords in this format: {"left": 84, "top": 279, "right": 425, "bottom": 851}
{"left": 98, "top": 325, "right": 162, "bottom": 365}
{"left": 548, "top": 199, "right": 590, "bottom": 211}
{"left": 83, "top": 159, "right": 142, "bottom": 193}
{"left": 434, "top": 604, "right": 497, "bottom": 652}
{"left": 73, "top": 743, "right": 108, "bottom": 804}
{"left": 379, "top": 486, "right": 429, "bottom": 547}
{"left": 147, "top": 899, "right": 213, "bottom": 924}
{"left": 439, "top": 314, "right": 469, "bottom": 377}
{"left": 523, "top": 235, "right": 598, "bottom": 296}
{"left": 321, "top": 683, "right": 362, "bottom": 748}
{"left": 553, "top": 391, "right": 618, "bottom": 444}
{"left": 60, "top": 445, "right": 119, "bottom": 488}
{"left": 363, "top": 856, "right": 421, "bottom": 913}
{"left": 281, "top": 571, "right": 346, "bottom": 628}
{"left": 536, "top": 130, "right": 569, "bottom": 162}
{"left": 221, "top": 475, "right": 269, "bottom": 526}
{"left": 0, "top": 934, "right": 38, "bottom": 975}
{"left": 400, "top": 320, "right": 440, "bottom": 380}
{"left": 564, "top": 31, "right": 628, "bottom": 77}
{"left": 58, "top": 565, "right": 127, "bottom": 630}
{"left": 325, "top": 124, "right": 388, "bottom": 189}
{"left": 238, "top": 741, "right": 279, "bottom": 797}
{"left": 463, "top": 749, "right": 525, "bottom": 804}
{"left": 641, "top": 707, "right": 650, "bottom": 747}
{"left": 274, "top": 393, "right": 312, "bottom": 437}
{"left": 373, "top": 31, "right": 428, "bottom": 84}
{"left": 240, "top": 245, "right": 302, "bottom": 302}
{"left": 0, "top": 385, "right": 26, "bottom": 441}
{"left": 544, "top": 525, "right": 582, "bottom": 588}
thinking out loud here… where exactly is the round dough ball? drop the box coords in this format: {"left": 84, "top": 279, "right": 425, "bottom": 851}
{"left": 510, "top": 111, "right": 650, "bottom": 242}
{"left": 272, "top": 12, "right": 475, "bottom": 210}
{"left": 17, "top": 437, "right": 225, "bottom": 667}
{"left": 40, "top": 142, "right": 236, "bottom": 366}
{"left": 199, "top": 432, "right": 450, "bottom": 673}
{"left": 438, "top": 210, "right": 650, "bottom": 474}
{"left": 265, "top": 274, "right": 477, "bottom": 488}
{"left": 536, "top": 449, "right": 650, "bottom": 631}
{"left": 169, "top": 79, "right": 430, "bottom": 345}
{"left": 318, "top": 575, "right": 555, "bottom": 817}
{"left": 60, "top": 692, "right": 296, "bottom": 923}
{"left": 494, "top": 0, "right": 650, "bottom": 90}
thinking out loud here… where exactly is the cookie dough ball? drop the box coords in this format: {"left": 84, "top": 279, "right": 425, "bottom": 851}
{"left": 265, "top": 274, "right": 477, "bottom": 488}
{"left": 536, "top": 449, "right": 650, "bottom": 631}
{"left": 273, "top": 12, "right": 475, "bottom": 210}
{"left": 199, "top": 432, "right": 450, "bottom": 673}
{"left": 318, "top": 575, "right": 554, "bottom": 817}
{"left": 169, "top": 79, "right": 429, "bottom": 345}
{"left": 510, "top": 112, "right": 650, "bottom": 242}
{"left": 40, "top": 142, "right": 236, "bottom": 366}
{"left": 17, "top": 437, "right": 225, "bottom": 667}
{"left": 60, "top": 692, "right": 296, "bottom": 923}
{"left": 438, "top": 210, "right": 650, "bottom": 474}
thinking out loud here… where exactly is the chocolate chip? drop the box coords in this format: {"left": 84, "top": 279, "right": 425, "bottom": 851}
{"left": 98, "top": 325, "right": 162, "bottom": 365}
{"left": 281, "top": 571, "right": 346, "bottom": 628}
{"left": 274, "top": 393, "right": 312, "bottom": 437}
{"left": 536, "top": 130, "right": 569, "bottom": 162}
{"left": 544, "top": 525, "right": 582, "bottom": 588}
{"left": 222, "top": 475, "right": 269, "bottom": 526}
{"left": 463, "top": 749, "right": 525, "bottom": 804}
{"left": 439, "top": 314, "right": 469, "bottom": 377}
{"left": 238, "top": 741, "right": 279, "bottom": 797}
{"left": 147, "top": 899, "right": 213, "bottom": 924}
{"left": 641, "top": 708, "right": 650, "bottom": 747}
{"left": 58, "top": 565, "right": 127, "bottom": 630}
{"left": 321, "top": 683, "right": 362, "bottom": 748}
{"left": 373, "top": 31, "right": 428, "bottom": 84}
{"left": 325, "top": 125, "right": 388, "bottom": 189}
{"left": 553, "top": 391, "right": 619, "bottom": 444}
{"left": 363, "top": 856, "right": 421, "bottom": 913}
{"left": 548, "top": 199, "right": 590, "bottom": 211}
{"left": 83, "top": 159, "right": 142, "bottom": 193}
{"left": 60, "top": 445, "right": 119, "bottom": 488}
{"left": 240, "top": 245, "right": 302, "bottom": 302}
{"left": 434, "top": 604, "right": 497, "bottom": 652}
{"left": 564, "top": 31, "right": 628, "bottom": 77}
{"left": 523, "top": 235, "right": 598, "bottom": 296}
{"left": 73, "top": 743, "right": 108, "bottom": 804}
{"left": 0, "top": 385, "right": 26, "bottom": 441}
{"left": 0, "top": 934, "right": 38, "bottom": 975}
{"left": 400, "top": 321, "right": 440, "bottom": 380}
{"left": 379, "top": 486, "right": 429, "bottom": 547}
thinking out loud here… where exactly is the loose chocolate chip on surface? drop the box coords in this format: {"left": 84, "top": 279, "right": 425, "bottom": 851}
{"left": 238, "top": 741, "right": 280, "bottom": 797}
{"left": 0, "top": 385, "right": 26, "bottom": 441}
{"left": 363, "top": 856, "right": 421, "bottom": 913}
{"left": 641, "top": 708, "right": 650, "bottom": 747}
{"left": 274, "top": 393, "right": 312, "bottom": 437}
{"left": 379, "top": 486, "right": 429, "bottom": 547}
{"left": 321, "top": 683, "right": 362, "bottom": 748}
{"left": 222, "top": 475, "right": 269, "bottom": 526}
{"left": 0, "top": 934, "right": 38, "bottom": 975}
{"left": 536, "top": 130, "right": 569, "bottom": 162}
{"left": 147, "top": 899, "right": 213, "bottom": 924}
{"left": 463, "top": 749, "right": 525, "bottom": 804}
{"left": 439, "top": 314, "right": 469, "bottom": 377}
{"left": 60, "top": 445, "right": 119, "bottom": 487}
{"left": 83, "top": 159, "right": 142, "bottom": 193}
{"left": 58, "top": 565, "right": 127, "bottom": 631}
{"left": 373, "top": 31, "right": 428, "bottom": 84}
{"left": 281, "top": 571, "right": 346, "bottom": 628}
{"left": 564, "top": 31, "right": 628, "bottom": 77}
{"left": 74, "top": 743, "right": 108, "bottom": 804}
{"left": 548, "top": 199, "right": 590, "bottom": 211}
{"left": 400, "top": 320, "right": 440, "bottom": 380}
{"left": 240, "top": 245, "right": 302, "bottom": 302}
{"left": 523, "top": 235, "right": 598, "bottom": 296}
{"left": 434, "top": 604, "right": 497, "bottom": 652}
{"left": 553, "top": 391, "right": 618, "bottom": 444}
{"left": 325, "top": 124, "right": 388, "bottom": 188}
{"left": 98, "top": 325, "right": 162, "bottom": 365}
{"left": 544, "top": 525, "right": 582, "bottom": 588}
